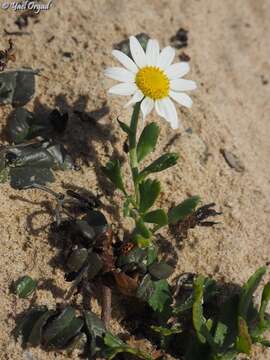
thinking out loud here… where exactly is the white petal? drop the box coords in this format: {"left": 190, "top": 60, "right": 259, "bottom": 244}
{"left": 165, "top": 62, "right": 190, "bottom": 79}
{"left": 129, "top": 36, "right": 147, "bottom": 68}
{"left": 108, "top": 82, "right": 137, "bottom": 96}
{"left": 146, "top": 39, "right": 160, "bottom": 66}
{"left": 112, "top": 49, "right": 138, "bottom": 73}
{"left": 105, "top": 67, "right": 135, "bottom": 83}
{"left": 155, "top": 98, "right": 179, "bottom": 129}
{"left": 141, "top": 97, "right": 154, "bottom": 119}
{"left": 124, "top": 89, "right": 144, "bottom": 107}
{"left": 170, "top": 79, "right": 197, "bottom": 91}
{"left": 157, "top": 46, "right": 175, "bottom": 70}
{"left": 169, "top": 90, "right": 193, "bottom": 108}
{"left": 155, "top": 99, "right": 165, "bottom": 118}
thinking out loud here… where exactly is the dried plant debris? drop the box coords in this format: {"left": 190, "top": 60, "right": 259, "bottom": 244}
{"left": 114, "top": 33, "right": 150, "bottom": 58}
{"left": 221, "top": 149, "right": 245, "bottom": 173}
{"left": 0, "top": 39, "right": 16, "bottom": 71}
{"left": 0, "top": 68, "right": 37, "bottom": 106}
{"left": 179, "top": 52, "right": 191, "bottom": 62}
{"left": 169, "top": 196, "right": 221, "bottom": 241}
{"left": 170, "top": 28, "right": 189, "bottom": 49}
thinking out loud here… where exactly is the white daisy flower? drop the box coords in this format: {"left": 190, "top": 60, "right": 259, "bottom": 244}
{"left": 105, "top": 36, "right": 197, "bottom": 129}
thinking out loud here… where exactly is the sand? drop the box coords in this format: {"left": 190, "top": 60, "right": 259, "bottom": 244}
{"left": 0, "top": 0, "right": 270, "bottom": 359}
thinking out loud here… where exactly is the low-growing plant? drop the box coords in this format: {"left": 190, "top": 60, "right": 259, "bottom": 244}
{"left": 6, "top": 33, "right": 269, "bottom": 360}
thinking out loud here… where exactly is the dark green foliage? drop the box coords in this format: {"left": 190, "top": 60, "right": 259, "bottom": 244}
{"left": 182, "top": 267, "right": 270, "bottom": 359}
{"left": 168, "top": 196, "right": 201, "bottom": 225}
{"left": 137, "top": 122, "right": 160, "bottom": 162}
{"left": 143, "top": 209, "right": 168, "bottom": 227}
{"left": 139, "top": 153, "right": 179, "bottom": 181}
{"left": 102, "top": 159, "right": 125, "bottom": 192}
{"left": 1, "top": 107, "right": 74, "bottom": 189}
{"left": 137, "top": 274, "right": 171, "bottom": 313}
{"left": 139, "top": 179, "right": 161, "bottom": 213}
{"left": 0, "top": 69, "right": 36, "bottom": 106}
{"left": 13, "top": 275, "right": 37, "bottom": 298}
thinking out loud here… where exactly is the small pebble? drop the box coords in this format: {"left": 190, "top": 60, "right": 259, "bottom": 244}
{"left": 221, "top": 149, "right": 245, "bottom": 172}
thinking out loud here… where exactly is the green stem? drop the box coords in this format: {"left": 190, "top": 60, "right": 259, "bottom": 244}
{"left": 128, "top": 102, "right": 141, "bottom": 205}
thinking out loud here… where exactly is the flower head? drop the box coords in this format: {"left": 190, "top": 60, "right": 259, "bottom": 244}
{"left": 105, "top": 36, "right": 197, "bottom": 129}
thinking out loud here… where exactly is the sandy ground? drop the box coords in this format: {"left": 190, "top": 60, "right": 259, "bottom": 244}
{"left": 0, "top": 0, "right": 270, "bottom": 359}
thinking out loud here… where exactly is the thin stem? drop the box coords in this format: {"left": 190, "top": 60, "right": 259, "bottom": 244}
{"left": 101, "top": 284, "right": 112, "bottom": 330}
{"left": 128, "top": 102, "right": 141, "bottom": 206}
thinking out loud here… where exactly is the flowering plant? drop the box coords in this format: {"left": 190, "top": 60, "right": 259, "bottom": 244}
{"left": 104, "top": 35, "right": 197, "bottom": 247}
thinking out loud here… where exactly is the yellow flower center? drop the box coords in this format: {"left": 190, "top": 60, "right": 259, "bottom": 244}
{"left": 135, "top": 66, "right": 169, "bottom": 100}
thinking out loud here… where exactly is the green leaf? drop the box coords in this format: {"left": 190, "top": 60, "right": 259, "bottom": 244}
{"left": 151, "top": 324, "right": 182, "bottom": 336}
{"left": 84, "top": 310, "right": 106, "bottom": 356}
{"left": 139, "top": 179, "right": 161, "bottom": 213}
{"left": 149, "top": 279, "right": 171, "bottom": 312}
{"left": 102, "top": 160, "right": 125, "bottom": 192}
{"left": 46, "top": 317, "right": 84, "bottom": 349}
{"left": 148, "top": 262, "right": 174, "bottom": 280}
{"left": 103, "top": 332, "right": 152, "bottom": 360}
{"left": 27, "top": 310, "right": 56, "bottom": 346}
{"left": 123, "top": 198, "right": 131, "bottom": 217}
{"left": 134, "top": 234, "right": 151, "bottom": 248}
{"left": 173, "top": 277, "right": 218, "bottom": 315}
{"left": 15, "top": 306, "right": 48, "bottom": 345}
{"left": 42, "top": 307, "right": 77, "bottom": 346}
{"left": 137, "top": 274, "right": 155, "bottom": 302}
{"left": 117, "top": 118, "right": 131, "bottom": 134}
{"left": 259, "top": 282, "right": 270, "bottom": 327}
{"left": 238, "top": 266, "right": 266, "bottom": 320}
{"left": 138, "top": 153, "right": 179, "bottom": 181}
{"left": 137, "top": 122, "right": 160, "bottom": 162}
{"left": 168, "top": 196, "right": 201, "bottom": 225}
{"left": 192, "top": 275, "right": 207, "bottom": 343}
{"left": 236, "top": 317, "right": 252, "bottom": 354}
{"left": 143, "top": 209, "right": 168, "bottom": 227}
{"left": 13, "top": 275, "right": 37, "bottom": 298}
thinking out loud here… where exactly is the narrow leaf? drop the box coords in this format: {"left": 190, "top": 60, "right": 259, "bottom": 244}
{"left": 117, "top": 119, "right": 131, "bottom": 134}
{"left": 259, "top": 282, "right": 270, "bottom": 327}
{"left": 192, "top": 275, "right": 207, "bottom": 343}
{"left": 236, "top": 317, "right": 252, "bottom": 354}
{"left": 238, "top": 266, "right": 266, "bottom": 320}
{"left": 138, "top": 153, "right": 178, "bottom": 181}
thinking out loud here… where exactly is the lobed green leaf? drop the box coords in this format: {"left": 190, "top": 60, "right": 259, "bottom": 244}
{"left": 102, "top": 160, "right": 125, "bottom": 192}
{"left": 168, "top": 196, "right": 201, "bottom": 225}
{"left": 143, "top": 209, "right": 168, "bottom": 227}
